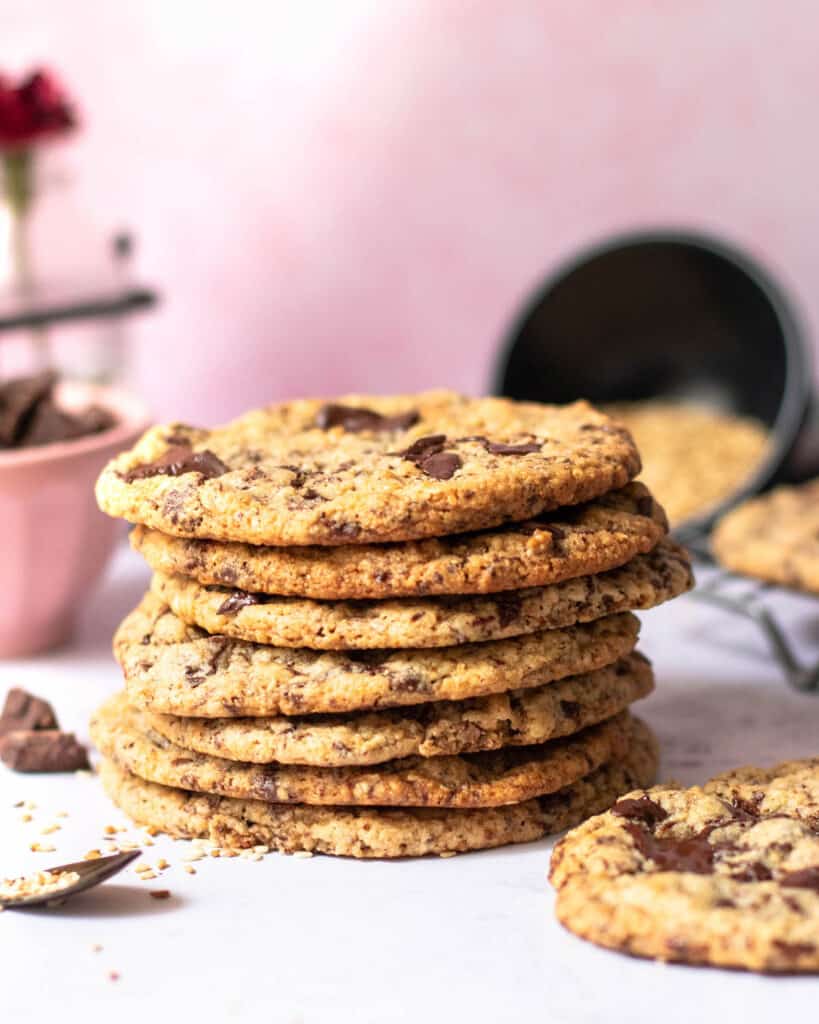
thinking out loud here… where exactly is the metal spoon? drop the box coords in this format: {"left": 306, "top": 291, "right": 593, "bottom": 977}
{"left": 0, "top": 850, "right": 141, "bottom": 909}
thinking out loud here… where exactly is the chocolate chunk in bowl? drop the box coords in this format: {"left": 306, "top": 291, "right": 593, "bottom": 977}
{"left": 0, "top": 378, "right": 150, "bottom": 657}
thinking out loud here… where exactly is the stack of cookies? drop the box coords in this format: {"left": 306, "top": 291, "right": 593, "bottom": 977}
{"left": 91, "top": 391, "right": 692, "bottom": 858}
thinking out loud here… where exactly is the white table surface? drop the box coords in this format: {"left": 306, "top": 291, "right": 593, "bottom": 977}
{"left": 2, "top": 543, "right": 819, "bottom": 1023}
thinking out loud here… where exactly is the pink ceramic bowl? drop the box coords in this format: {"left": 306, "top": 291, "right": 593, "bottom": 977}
{"left": 0, "top": 381, "right": 151, "bottom": 658}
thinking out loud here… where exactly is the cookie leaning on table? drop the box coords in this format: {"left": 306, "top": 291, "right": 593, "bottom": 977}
{"left": 129, "top": 482, "right": 667, "bottom": 599}
{"left": 95, "top": 391, "right": 642, "bottom": 546}
{"left": 148, "top": 538, "right": 692, "bottom": 650}
{"left": 142, "top": 652, "right": 653, "bottom": 766}
{"left": 97, "top": 718, "right": 658, "bottom": 857}
{"left": 712, "top": 479, "right": 819, "bottom": 593}
{"left": 550, "top": 757, "right": 819, "bottom": 973}
{"left": 115, "top": 596, "right": 641, "bottom": 717}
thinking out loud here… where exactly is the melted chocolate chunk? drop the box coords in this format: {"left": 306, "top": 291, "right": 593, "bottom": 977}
{"left": 0, "top": 730, "right": 90, "bottom": 773}
{"left": 458, "top": 435, "right": 540, "bottom": 456}
{"left": 0, "top": 688, "right": 58, "bottom": 737}
{"left": 122, "top": 445, "right": 228, "bottom": 483}
{"left": 611, "top": 795, "right": 670, "bottom": 826}
{"left": 494, "top": 591, "right": 523, "bottom": 629}
{"left": 484, "top": 441, "right": 541, "bottom": 455}
{"left": 730, "top": 862, "right": 773, "bottom": 883}
{"left": 394, "top": 435, "right": 461, "bottom": 480}
{"left": 421, "top": 451, "right": 462, "bottom": 480}
{"left": 397, "top": 435, "right": 447, "bottom": 460}
{"left": 217, "top": 591, "right": 264, "bottom": 615}
{"left": 781, "top": 866, "right": 819, "bottom": 893}
{"left": 622, "top": 821, "right": 716, "bottom": 874}
{"left": 316, "top": 404, "right": 419, "bottom": 432}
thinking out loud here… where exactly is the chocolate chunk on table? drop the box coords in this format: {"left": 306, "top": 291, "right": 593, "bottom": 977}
{"left": 0, "top": 688, "right": 59, "bottom": 736}
{"left": 0, "top": 730, "right": 90, "bottom": 772}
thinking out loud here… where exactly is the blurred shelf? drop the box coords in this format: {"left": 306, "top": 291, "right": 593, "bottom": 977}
{"left": 0, "top": 280, "right": 158, "bottom": 332}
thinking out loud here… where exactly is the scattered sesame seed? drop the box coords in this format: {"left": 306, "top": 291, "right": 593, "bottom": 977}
{"left": 20, "top": 814, "right": 32, "bottom": 823}
{"left": 149, "top": 890, "right": 171, "bottom": 900}
{"left": 84, "top": 850, "right": 102, "bottom": 861}
{"left": 184, "top": 865, "right": 196, "bottom": 875}
{"left": 134, "top": 862, "right": 151, "bottom": 873}
{"left": 40, "top": 824, "right": 61, "bottom": 835}
{"left": 29, "top": 842, "right": 56, "bottom": 854}
{"left": 157, "top": 858, "right": 169, "bottom": 870}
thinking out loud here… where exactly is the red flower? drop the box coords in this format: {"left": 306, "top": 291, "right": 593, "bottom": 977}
{"left": 0, "top": 69, "right": 77, "bottom": 150}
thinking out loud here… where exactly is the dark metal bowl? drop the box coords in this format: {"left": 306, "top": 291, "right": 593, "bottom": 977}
{"left": 493, "top": 229, "right": 816, "bottom": 543}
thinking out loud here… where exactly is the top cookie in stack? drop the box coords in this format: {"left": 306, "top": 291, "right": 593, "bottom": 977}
{"left": 93, "top": 391, "right": 693, "bottom": 858}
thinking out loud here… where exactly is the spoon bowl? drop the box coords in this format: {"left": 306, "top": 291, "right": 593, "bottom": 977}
{"left": 0, "top": 850, "right": 141, "bottom": 909}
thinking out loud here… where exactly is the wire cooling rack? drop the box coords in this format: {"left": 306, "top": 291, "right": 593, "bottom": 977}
{"left": 685, "top": 536, "right": 819, "bottom": 694}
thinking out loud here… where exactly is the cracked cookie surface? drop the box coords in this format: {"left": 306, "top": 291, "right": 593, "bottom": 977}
{"left": 141, "top": 652, "right": 652, "bottom": 766}
{"left": 116, "top": 595, "right": 640, "bottom": 717}
{"left": 149, "top": 540, "right": 690, "bottom": 650}
{"left": 97, "top": 717, "right": 658, "bottom": 857}
{"left": 91, "top": 693, "right": 637, "bottom": 808}
{"left": 96, "top": 391, "right": 640, "bottom": 545}
{"left": 550, "top": 757, "right": 819, "bottom": 972}
{"left": 130, "top": 483, "right": 666, "bottom": 599}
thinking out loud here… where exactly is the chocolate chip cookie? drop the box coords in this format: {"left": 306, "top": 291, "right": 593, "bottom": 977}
{"left": 142, "top": 652, "right": 652, "bottom": 766}
{"left": 116, "top": 595, "right": 640, "bottom": 717}
{"left": 91, "top": 693, "right": 637, "bottom": 807}
{"left": 148, "top": 539, "right": 691, "bottom": 650}
{"left": 97, "top": 716, "right": 658, "bottom": 857}
{"left": 130, "top": 482, "right": 667, "bottom": 599}
{"left": 550, "top": 756, "right": 819, "bottom": 972}
{"left": 96, "top": 391, "right": 641, "bottom": 545}
{"left": 712, "top": 479, "right": 819, "bottom": 593}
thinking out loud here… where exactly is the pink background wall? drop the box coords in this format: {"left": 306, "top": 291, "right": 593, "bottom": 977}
{"left": 6, "top": 2, "right": 819, "bottom": 423}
